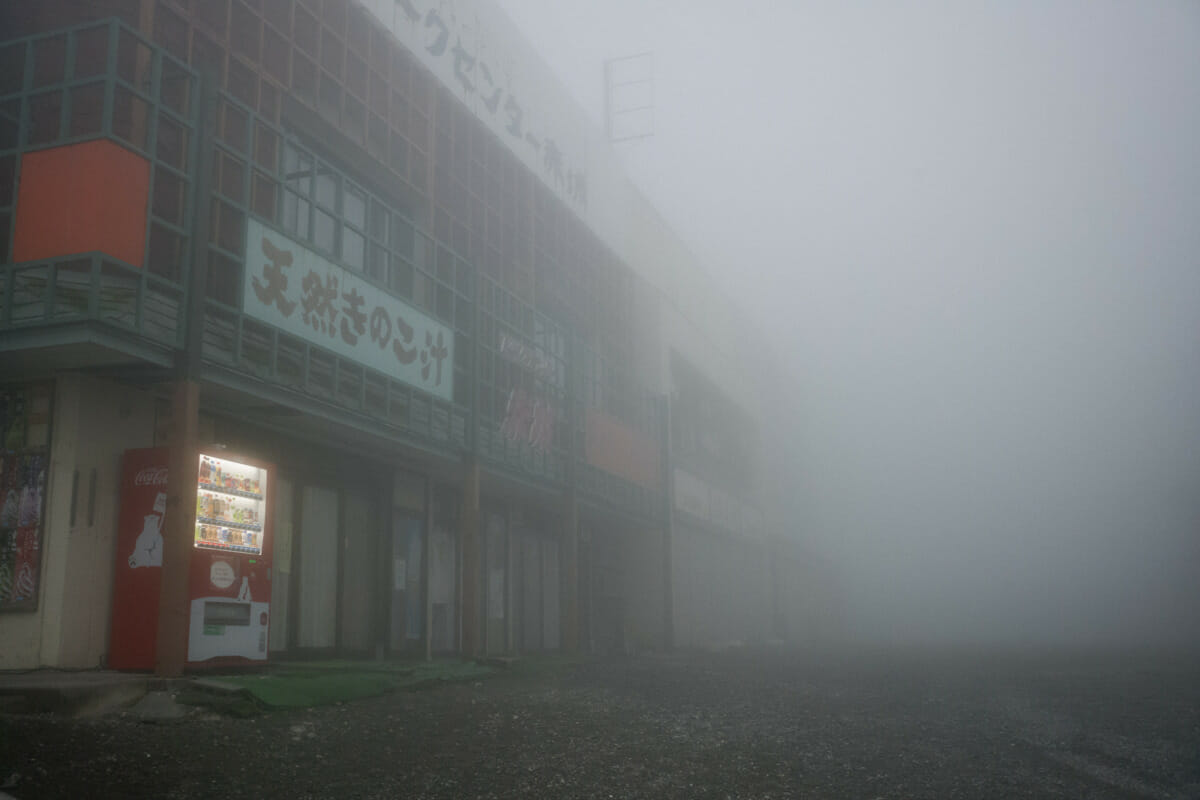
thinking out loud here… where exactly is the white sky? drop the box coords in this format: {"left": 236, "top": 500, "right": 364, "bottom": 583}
{"left": 495, "top": 0, "right": 1200, "bottom": 645}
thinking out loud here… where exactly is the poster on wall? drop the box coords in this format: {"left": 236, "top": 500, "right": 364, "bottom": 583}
{"left": 0, "top": 384, "right": 53, "bottom": 612}
{"left": 496, "top": 331, "right": 558, "bottom": 454}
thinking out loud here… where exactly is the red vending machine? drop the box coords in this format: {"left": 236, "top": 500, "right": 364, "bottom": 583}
{"left": 109, "top": 447, "right": 170, "bottom": 670}
{"left": 110, "top": 448, "right": 274, "bottom": 669}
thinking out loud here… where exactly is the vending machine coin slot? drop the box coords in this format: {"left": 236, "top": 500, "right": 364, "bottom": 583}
{"left": 203, "top": 601, "right": 251, "bottom": 627}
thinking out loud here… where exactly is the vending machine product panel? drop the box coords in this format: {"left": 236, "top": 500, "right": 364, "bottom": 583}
{"left": 187, "top": 451, "right": 273, "bottom": 664}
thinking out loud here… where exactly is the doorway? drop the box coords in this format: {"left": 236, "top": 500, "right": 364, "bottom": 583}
{"left": 339, "top": 492, "right": 375, "bottom": 653}
{"left": 389, "top": 512, "right": 424, "bottom": 652}
{"left": 296, "top": 485, "right": 338, "bottom": 648}
{"left": 484, "top": 510, "right": 509, "bottom": 654}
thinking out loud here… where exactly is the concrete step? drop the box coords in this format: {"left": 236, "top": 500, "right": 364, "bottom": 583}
{"left": 0, "top": 671, "right": 153, "bottom": 717}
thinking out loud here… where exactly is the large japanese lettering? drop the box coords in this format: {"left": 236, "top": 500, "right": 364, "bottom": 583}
{"left": 244, "top": 218, "right": 454, "bottom": 402}
{"left": 358, "top": 0, "right": 588, "bottom": 212}
{"left": 251, "top": 237, "right": 297, "bottom": 316}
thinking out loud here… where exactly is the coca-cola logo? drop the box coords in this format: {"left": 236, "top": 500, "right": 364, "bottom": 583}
{"left": 134, "top": 467, "right": 168, "bottom": 486}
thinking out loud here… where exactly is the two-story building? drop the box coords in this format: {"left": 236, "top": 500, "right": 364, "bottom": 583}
{"left": 0, "top": 0, "right": 797, "bottom": 670}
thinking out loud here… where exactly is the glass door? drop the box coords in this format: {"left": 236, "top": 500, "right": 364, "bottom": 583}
{"left": 542, "top": 536, "right": 560, "bottom": 650}
{"left": 339, "top": 492, "right": 374, "bottom": 652}
{"left": 389, "top": 512, "right": 424, "bottom": 651}
{"left": 297, "top": 485, "right": 338, "bottom": 648}
{"left": 429, "top": 521, "right": 457, "bottom": 652}
{"left": 484, "top": 510, "right": 508, "bottom": 654}
{"left": 520, "top": 529, "right": 542, "bottom": 651}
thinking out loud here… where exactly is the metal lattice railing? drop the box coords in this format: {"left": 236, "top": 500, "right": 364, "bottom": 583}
{"left": 0, "top": 253, "right": 185, "bottom": 347}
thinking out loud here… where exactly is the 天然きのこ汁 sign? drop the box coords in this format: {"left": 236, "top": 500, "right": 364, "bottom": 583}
{"left": 243, "top": 218, "right": 454, "bottom": 402}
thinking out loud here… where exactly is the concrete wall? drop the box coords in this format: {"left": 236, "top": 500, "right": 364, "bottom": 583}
{"left": 0, "top": 375, "right": 155, "bottom": 669}
{"left": 671, "top": 524, "right": 771, "bottom": 649}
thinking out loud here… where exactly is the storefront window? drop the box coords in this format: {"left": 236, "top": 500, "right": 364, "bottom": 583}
{"left": 519, "top": 528, "right": 541, "bottom": 651}
{"left": 403, "top": 518, "right": 423, "bottom": 642}
{"left": 542, "top": 536, "right": 560, "bottom": 650}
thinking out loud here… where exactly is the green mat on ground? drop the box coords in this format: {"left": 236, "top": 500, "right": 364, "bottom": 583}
{"left": 209, "top": 660, "right": 496, "bottom": 709}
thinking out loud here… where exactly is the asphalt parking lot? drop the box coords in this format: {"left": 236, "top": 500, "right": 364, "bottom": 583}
{"left": 2, "top": 646, "right": 1197, "bottom": 799}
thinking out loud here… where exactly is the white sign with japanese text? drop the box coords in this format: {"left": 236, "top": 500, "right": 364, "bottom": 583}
{"left": 243, "top": 218, "right": 454, "bottom": 402}
{"left": 356, "top": 0, "right": 591, "bottom": 215}
{"left": 673, "top": 466, "right": 763, "bottom": 539}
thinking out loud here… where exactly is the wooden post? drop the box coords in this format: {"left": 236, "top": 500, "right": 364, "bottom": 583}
{"left": 424, "top": 476, "right": 434, "bottom": 662}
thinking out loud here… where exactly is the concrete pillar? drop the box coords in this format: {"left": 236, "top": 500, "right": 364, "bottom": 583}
{"left": 35, "top": 375, "right": 82, "bottom": 668}
{"left": 459, "top": 459, "right": 481, "bottom": 657}
{"left": 155, "top": 379, "right": 199, "bottom": 676}
{"left": 423, "top": 476, "right": 434, "bottom": 662}
{"left": 560, "top": 490, "right": 579, "bottom": 652}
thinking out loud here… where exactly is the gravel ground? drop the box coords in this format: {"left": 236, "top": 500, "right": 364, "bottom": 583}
{"left": 1, "top": 646, "right": 1198, "bottom": 799}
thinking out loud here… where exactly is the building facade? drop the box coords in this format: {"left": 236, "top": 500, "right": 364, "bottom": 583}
{"left": 0, "top": 0, "right": 805, "bottom": 670}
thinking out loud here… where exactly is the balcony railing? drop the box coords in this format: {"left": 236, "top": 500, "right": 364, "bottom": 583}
{"left": 0, "top": 18, "right": 200, "bottom": 351}
{"left": 0, "top": 253, "right": 185, "bottom": 349}
{"left": 200, "top": 298, "right": 469, "bottom": 450}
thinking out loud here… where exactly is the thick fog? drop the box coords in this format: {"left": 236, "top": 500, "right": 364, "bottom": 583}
{"left": 497, "top": 1, "right": 1200, "bottom": 647}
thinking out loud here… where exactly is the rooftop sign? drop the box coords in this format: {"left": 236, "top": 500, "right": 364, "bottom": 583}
{"left": 358, "top": 0, "right": 590, "bottom": 214}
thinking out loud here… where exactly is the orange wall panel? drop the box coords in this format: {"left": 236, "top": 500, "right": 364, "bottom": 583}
{"left": 12, "top": 139, "right": 151, "bottom": 267}
{"left": 584, "top": 409, "right": 661, "bottom": 490}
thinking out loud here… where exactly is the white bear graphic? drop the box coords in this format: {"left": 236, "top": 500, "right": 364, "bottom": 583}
{"left": 128, "top": 512, "right": 164, "bottom": 568}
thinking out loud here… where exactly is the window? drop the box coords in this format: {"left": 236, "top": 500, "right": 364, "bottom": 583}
{"left": 341, "top": 181, "right": 367, "bottom": 271}
{"left": 281, "top": 144, "right": 311, "bottom": 239}
{"left": 272, "top": 140, "right": 464, "bottom": 341}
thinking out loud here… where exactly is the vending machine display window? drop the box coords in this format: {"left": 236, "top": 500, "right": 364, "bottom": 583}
{"left": 195, "top": 453, "right": 268, "bottom": 556}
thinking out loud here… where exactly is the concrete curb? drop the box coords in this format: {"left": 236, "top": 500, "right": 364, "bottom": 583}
{"left": 0, "top": 672, "right": 153, "bottom": 717}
